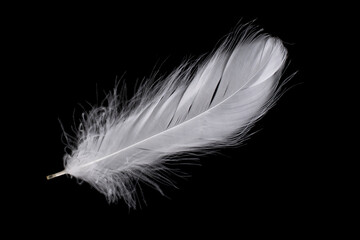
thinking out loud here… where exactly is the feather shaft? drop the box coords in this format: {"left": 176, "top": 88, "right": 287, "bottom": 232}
{"left": 46, "top": 170, "right": 67, "bottom": 180}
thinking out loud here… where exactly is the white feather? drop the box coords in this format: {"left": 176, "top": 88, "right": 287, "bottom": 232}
{"left": 59, "top": 25, "right": 287, "bottom": 208}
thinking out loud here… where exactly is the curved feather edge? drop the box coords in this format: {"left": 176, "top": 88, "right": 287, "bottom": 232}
{"left": 63, "top": 24, "right": 288, "bottom": 208}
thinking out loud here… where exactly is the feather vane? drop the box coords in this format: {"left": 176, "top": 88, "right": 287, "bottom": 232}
{"left": 48, "top": 25, "right": 288, "bottom": 208}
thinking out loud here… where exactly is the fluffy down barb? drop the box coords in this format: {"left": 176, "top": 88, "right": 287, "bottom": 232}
{"left": 61, "top": 25, "right": 288, "bottom": 208}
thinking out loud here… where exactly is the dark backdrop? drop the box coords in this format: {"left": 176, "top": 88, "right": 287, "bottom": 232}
{"left": 5, "top": 4, "right": 310, "bottom": 238}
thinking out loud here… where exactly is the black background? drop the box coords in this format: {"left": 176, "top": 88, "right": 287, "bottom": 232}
{"left": 5, "top": 4, "right": 311, "bottom": 238}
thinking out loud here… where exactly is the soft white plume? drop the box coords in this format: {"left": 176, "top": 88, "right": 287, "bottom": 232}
{"left": 60, "top": 25, "right": 287, "bottom": 208}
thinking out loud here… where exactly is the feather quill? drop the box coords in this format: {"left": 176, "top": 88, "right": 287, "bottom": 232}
{"left": 47, "top": 24, "right": 288, "bottom": 208}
